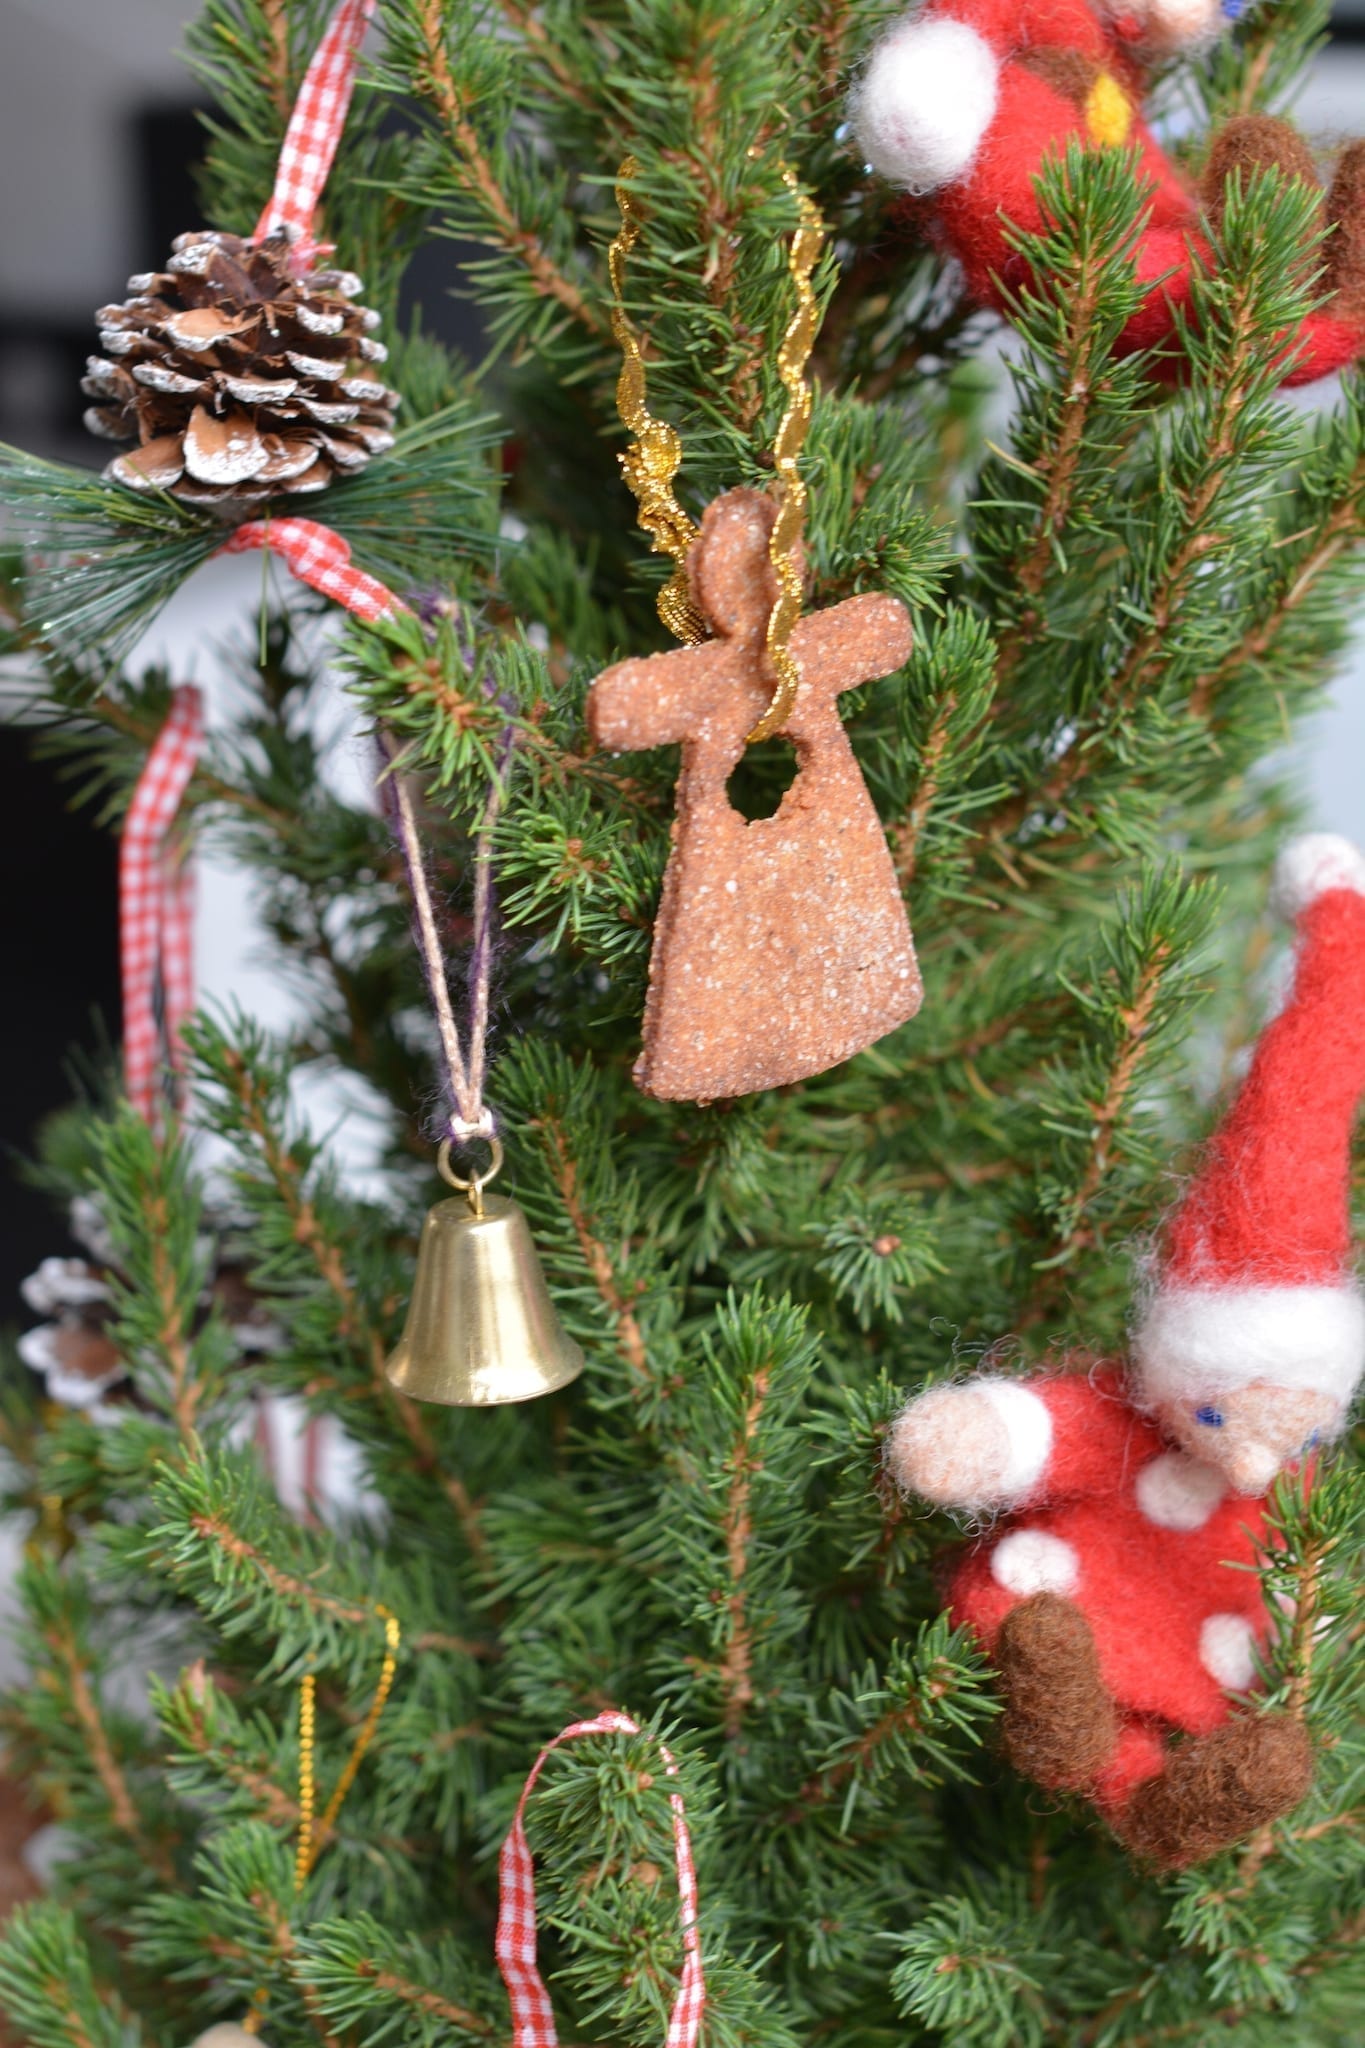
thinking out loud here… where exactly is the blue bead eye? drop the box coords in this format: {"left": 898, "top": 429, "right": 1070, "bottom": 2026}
{"left": 1305, "top": 1430, "right": 1321, "bottom": 1451}
{"left": 1195, "top": 1406, "right": 1225, "bottom": 1427}
{"left": 1222, "top": 0, "right": 1244, "bottom": 17}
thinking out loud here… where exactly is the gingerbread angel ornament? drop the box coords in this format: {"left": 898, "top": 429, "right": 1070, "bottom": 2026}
{"left": 587, "top": 489, "right": 923, "bottom": 1102}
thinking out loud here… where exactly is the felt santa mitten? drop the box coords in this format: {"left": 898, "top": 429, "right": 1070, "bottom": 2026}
{"left": 850, "top": 0, "right": 1365, "bottom": 388}
{"left": 889, "top": 833, "right": 1365, "bottom": 1866}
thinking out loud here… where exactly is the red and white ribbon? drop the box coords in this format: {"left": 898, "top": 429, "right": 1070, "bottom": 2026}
{"left": 120, "top": 685, "right": 204, "bottom": 1126}
{"left": 223, "top": 517, "right": 399, "bottom": 623}
{"left": 254, "top": 0, "right": 377, "bottom": 261}
{"left": 496, "top": 1712, "right": 705, "bottom": 2048}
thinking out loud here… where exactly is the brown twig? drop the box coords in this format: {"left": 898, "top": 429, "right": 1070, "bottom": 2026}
{"left": 496, "top": 0, "right": 595, "bottom": 109}
{"left": 982, "top": 281, "right": 1266, "bottom": 840}
{"left": 146, "top": 1189, "right": 198, "bottom": 1447}
{"left": 718, "top": 1367, "right": 771, "bottom": 1739}
{"left": 46, "top": 1622, "right": 176, "bottom": 1881}
{"left": 1234, "top": 1528, "right": 1329, "bottom": 1889}
{"left": 814, "top": 0, "right": 854, "bottom": 103}
{"left": 352, "top": 1962, "right": 495, "bottom": 2037}
{"left": 254, "top": 1890, "right": 342, "bottom": 2048}
{"left": 187, "top": 1514, "right": 494, "bottom": 1658}
{"left": 787, "top": 1685, "right": 937, "bottom": 1814}
{"left": 992, "top": 252, "right": 1106, "bottom": 682}
{"left": 415, "top": 1, "right": 604, "bottom": 337}
{"left": 893, "top": 693, "right": 956, "bottom": 887}
{"left": 262, "top": 0, "right": 292, "bottom": 117}
{"left": 1017, "top": 943, "right": 1169, "bottom": 1327}
{"left": 177, "top": 1687, "right": 299, "bottom": 1828}
{"left": 1188, "top": 466, "right": 1365, "bottom": 721}
{"left": 535, "top": 1111, "right": 649, "bottom": 1383}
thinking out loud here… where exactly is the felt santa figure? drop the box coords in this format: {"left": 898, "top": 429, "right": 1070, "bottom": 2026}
{"left": 851, "top": 0, "right": 1365, "bottom": 388}
{"left": 889, "top": 833, "right": 1365, "bottom": 1866}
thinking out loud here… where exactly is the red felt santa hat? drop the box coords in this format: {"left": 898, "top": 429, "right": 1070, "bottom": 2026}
{"left": 1133, "top": 834, "right": 1365, "bottom": 1413}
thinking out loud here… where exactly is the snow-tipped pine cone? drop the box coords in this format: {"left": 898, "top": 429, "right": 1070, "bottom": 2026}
{"left": 83, "top": 228, "right": 400, "bottom": 513}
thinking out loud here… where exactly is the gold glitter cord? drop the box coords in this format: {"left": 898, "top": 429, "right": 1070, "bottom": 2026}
{"left": 610, "top": 158, "right": 707, "bottom": 647}
{"left": 295, "top": 1607, "right": 401, "bottom": 1894}
{"left": 747, "top": 171, "right": 827, "bottom": 746}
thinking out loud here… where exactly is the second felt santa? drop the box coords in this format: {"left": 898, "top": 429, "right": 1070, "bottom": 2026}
{"left": 889, "top": 833, "right": 1365, "bottom": 1865}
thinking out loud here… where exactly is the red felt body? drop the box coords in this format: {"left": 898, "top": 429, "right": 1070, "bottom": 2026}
{"left": 949, "top": 1367, "right": 1281, "bottom": 1809}
{"left": 927, "top": 0, "right": 1365, "bottom": 384}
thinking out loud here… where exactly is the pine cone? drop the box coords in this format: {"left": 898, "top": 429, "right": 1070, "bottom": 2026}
{"left": 83, "top": 229, "right": 400, "bottom": 513}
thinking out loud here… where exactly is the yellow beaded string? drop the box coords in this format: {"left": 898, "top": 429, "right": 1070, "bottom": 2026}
{"left": 609, "top": 160, "right": 828, "bottom": 739}
{"left": 237, "top": 1609, "right": 401, "bottom": 2036}
{"left": 295, "top": 1606, "right": 402, "bottom": 1893}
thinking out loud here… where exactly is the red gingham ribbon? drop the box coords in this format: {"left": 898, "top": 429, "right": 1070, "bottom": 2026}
{"left": 254, "top": 0, "right": 376, "bottom": 260}
{"left": 120, "top": 685, "right": 204, "bottom": 1126}
{"left": 496, "top": 1712, "right": 705, "bottom": 2048}
{"left": 232, "top": 11, "right": 406, "bottom": 632}
{"left": 222, "top": 518, "right": 399, "bottom": 622}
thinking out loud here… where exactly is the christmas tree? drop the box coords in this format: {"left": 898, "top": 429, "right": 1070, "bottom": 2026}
{"left": 3, "top": 0, "right": 1365, "bottom": 2043}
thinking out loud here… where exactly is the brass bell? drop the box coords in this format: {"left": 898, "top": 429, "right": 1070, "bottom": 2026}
{"left": 385, "top": 1139, "right": 585, "bottom": 1406}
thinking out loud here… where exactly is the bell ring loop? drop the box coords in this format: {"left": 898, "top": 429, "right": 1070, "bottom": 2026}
{"left": 438, "top": 1134, "right": 504, "bottom": 1215}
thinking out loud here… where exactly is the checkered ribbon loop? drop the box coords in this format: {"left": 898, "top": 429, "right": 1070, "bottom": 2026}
{"left": 255, "top": 0, "right": 376, "bottom": 259}
{"left": 496, "top": 1711, "right": 705, "bottom": 2048}
{"left": 120, "top": 686, "right": 204, "bottom": 1127}
{"left": 223, "top": 518, "right": 399, "bottom": 623}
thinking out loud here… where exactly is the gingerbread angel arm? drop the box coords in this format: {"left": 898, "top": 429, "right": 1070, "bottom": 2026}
{"left": 887, "top": 1368, "right": 1136, "bottom": 1512}
{"left": 587, "top": 644, "right": 722, "bottom": 752}
{"left": 791, "top": 592, "right": 912, "bottom": 700}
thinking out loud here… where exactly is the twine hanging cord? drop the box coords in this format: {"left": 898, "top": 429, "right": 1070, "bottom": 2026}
{"left": 377, "top": 726, "right": 507, "bottom": 1191}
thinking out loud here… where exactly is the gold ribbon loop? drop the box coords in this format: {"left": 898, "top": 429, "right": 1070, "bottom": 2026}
{"left": 749, "top": 171, "right": 826, "bottom": 744}
{"left": 608, "top": 159, "right": 829, "bottom": 737}
{"left": 610, "top": 160, "right": 707, "bottom": 647}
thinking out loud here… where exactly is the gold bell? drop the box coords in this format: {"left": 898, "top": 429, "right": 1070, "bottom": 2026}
{"left": 385, "top": 1138, "right": 585, "bottom": 1406}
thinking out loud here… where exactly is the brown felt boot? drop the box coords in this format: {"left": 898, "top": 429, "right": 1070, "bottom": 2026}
{"left": 1202, "top": 114, "right": 1321, "bottom": 233}
{"left": 1324, "top": 142, "right": 1365, "bottom": 324}
{"left": 1114, "top": 1714, "right": 1314, "bottom": 1869}
{"left": 996, "top": 1593, "right": 1120, "bottom": 1791}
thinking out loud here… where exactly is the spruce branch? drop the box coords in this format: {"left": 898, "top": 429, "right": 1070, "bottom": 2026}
{"left": 0, "top": 1907, "right": 146, "bottom": 2048}
{"left": 1189, "top": 439, "right": 1365, "bottom": 723}
{"left": 405, "top": 0, "right": 605, "bottom": 339}
{"left": 534, "top": 1108, "right": 650, "bottom": 1386}
{"left": 166, "top": 1669, "right": 300, "bottom": 1831}
{"left": 494, "top": 0, "right": 594, "bottom": 110}
{"left": 293, "top": 1917, "right": 499, "bottom": 2045}
{"left": 892, "top": 692, "right": 955, "bottom": 889}
{"left": 47, "top": 1618, "right": 176, "bottom": 1883}
{"left": 716, "top": 1363, "right": 770, "bottom": 1741}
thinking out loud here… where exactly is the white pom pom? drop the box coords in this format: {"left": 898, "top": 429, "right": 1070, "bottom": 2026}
{"left": 850, "top": 16, "right": 999, "bottom": 194}
{"left": 1270, "top": 833, "right": 1365, "bottom": 920}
